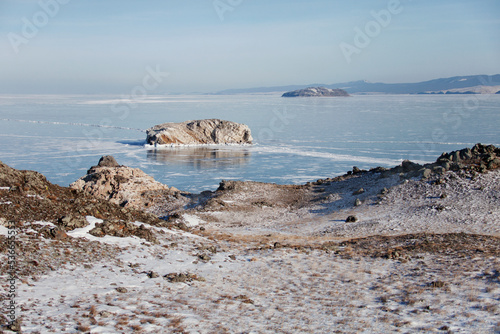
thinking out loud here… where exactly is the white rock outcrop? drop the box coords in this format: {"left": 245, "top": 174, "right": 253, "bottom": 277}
{"left": 146, "top": 119, "right": 253, "bottom": 146}
{"left": 70, "top": 156, "right": 179, "bottom": 210}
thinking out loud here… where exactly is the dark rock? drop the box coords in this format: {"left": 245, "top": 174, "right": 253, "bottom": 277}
{"left": 234, "top": 295, "right": 255, "bottom": 304}
{"left": 459, "top": 148, "right": 472, "bottom": 160}
{"left": 434, "top": 178, "right": 445, "bottom": 185}
{"left": 433, "top": 166, "right": 446, "bottom": 174}
{"left": 217, "top": 180, "right": 237, "bottom": 191}
{"left": 422, "top": 169, "right": 432, "bottom": 179}
{"left": 370, "top": 167, "right": 388, "bottom": 173}
{"left": 488, "top": 158, "right": 500, "bottom": 170}
{"left": 198, "top": 254, "right": 211, "bottom": 261}
{"left": 437, "top": 152, "right": 451, "bottom": 163}
{"left": 115, "top": 287, "right": 128, "bottom": 293}
{"left": 176, "top": 222, "right": 189, "bottom": 231}
{"left": 113, "top": 175, "right": 129, "bottom": 184}
{"left": 7, "top": 317, "right": 22, "bottom": 332}
{"left": 352, "top": 166, "right": 361, "bottom": 174}
{"left": 354, "top": 198, "right": 362, "bottom": 206}
{"left": 58, "top": 215, "right": 88, "bottom": 231}
{"left": 472, "top": 143, "right": 495, "bottom": 155}
{"left": 484, "top": 153, "right": 496, "bottom": 163}
{"left": 99, "top": 311, "right": 113, "bottom": 318}
{"left": 229, "top": 255, "right": 236, "bottom": 260}
{"left": 451, "top": 151, "right": 461, "bottom": 162}
{"left": 401, "top": 160, "right": 422, "bottom": 172}
{"left": 165, "top": 273, "right": 188, "bottom": 283}
{"left": 164, "top": 272, "right": 204, "bottom": 283}
{"left": 89, "top": 220, "right": 158, "bottom": 243}
{"left": 353, "top": 188, "right": 365, "bottom": 195}
{"left": 88, "top": 227, "right": 104, "bottom": 237}
{"left": 345, "top": 215, "right": 358, "bottom": 223}
{"left": 147, "top": 271, "right": 159, "bottom": 278}
{"left": 41, "top": 226, "right": 68, "bottom": 240}
{"left": 441, "top": 162, "right": 451, "bottom": 170}
{"left": 97, "top": 155, "right": 120, "bottom": 168}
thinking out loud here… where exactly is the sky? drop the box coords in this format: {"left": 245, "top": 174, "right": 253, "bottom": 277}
{"left": 1, "top": 0, "right": 499, "bottom": 94}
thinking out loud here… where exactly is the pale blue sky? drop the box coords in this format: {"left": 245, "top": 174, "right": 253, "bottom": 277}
{"left": 1, "top": 0, "right": 499, "bottom": 93}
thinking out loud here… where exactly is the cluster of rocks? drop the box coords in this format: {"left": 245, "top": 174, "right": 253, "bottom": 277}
{"left": 412, "top": 143, "right": 500, "bottom": 178}
{"left": 341, "top": 143, "right": 500, "bottom": 180}
{"left": 88, "top": 220, "right": 158, "bottom": 244}
{"left": 163, "top": 272, "right": 205, "bottom": 283}
{"left": 146, "top": 119, "right": 253, "bottom": 146}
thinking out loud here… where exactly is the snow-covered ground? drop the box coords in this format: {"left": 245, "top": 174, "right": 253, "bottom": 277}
{"left": 2, "top": 169, "right": 500, "bottom": 333}
{"left": 6, "top": 214, "right": 500, "bottom": 333}
{"left": 194, "top": 169, "right": 500, "bottom": 240}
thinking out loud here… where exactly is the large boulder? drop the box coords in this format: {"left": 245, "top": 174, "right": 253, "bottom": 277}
{"left": 146, "top": 119, "right": 253, "bottom": 146}
{"left": 70, "top": 156, "right": 182, "bottom": 212}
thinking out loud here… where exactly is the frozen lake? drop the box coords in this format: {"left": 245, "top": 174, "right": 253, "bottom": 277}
{"left": 0, "top": 94, "right": 499, "bottom": 192}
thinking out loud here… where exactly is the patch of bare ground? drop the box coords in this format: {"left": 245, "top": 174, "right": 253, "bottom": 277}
{"left": 203, "top": 179, "right": 315, "bottom": 211}
{"left": 334, "top": 232, "right": 500, "bottom": 259}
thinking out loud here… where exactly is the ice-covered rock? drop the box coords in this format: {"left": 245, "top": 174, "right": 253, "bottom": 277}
{"left": 146, "top": 119, "right": 253, "bottom": 146}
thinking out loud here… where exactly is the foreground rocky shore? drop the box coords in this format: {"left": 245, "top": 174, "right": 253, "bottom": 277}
{"left": 1, "top": 144, "right": 499, "bottom": 333}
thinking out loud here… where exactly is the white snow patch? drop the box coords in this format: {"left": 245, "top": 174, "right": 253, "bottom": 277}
{"left": 0, "top": 225, "right": 9, "bottom": 236}
{"left": 0, "top": 186, "right": 10, "bottom": 190}
{"left": 31, "top": 221, "right": 56, "bottom": 227}
{"left": 183, "top": 214, "right": 205, "bottom": 227}
{"left": 27, "top": 194, "right": 44, "bottom": 199}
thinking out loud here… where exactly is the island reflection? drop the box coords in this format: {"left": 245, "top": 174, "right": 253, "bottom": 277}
{"left": 146, "top": 146, "right": 251, "bottom": 169}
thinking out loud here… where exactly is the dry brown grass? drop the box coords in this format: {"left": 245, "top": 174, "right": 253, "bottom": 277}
{"left": 88, "top": 305, "right": 97, "bottom": 317}
{"left": 76, "top": 324, "right": 91, "bottom": 332}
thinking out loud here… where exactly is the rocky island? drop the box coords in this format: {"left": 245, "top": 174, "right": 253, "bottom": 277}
{"left": 282, "top": 86, "right": 350, "bottom": 97}
{"left": 146, "top": 119, "right": 253, "bottom": 146}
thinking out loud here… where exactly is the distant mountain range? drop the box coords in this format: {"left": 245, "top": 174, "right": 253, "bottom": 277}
{"left": 214, "top": 74, "right": 500, "bottom": 95}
